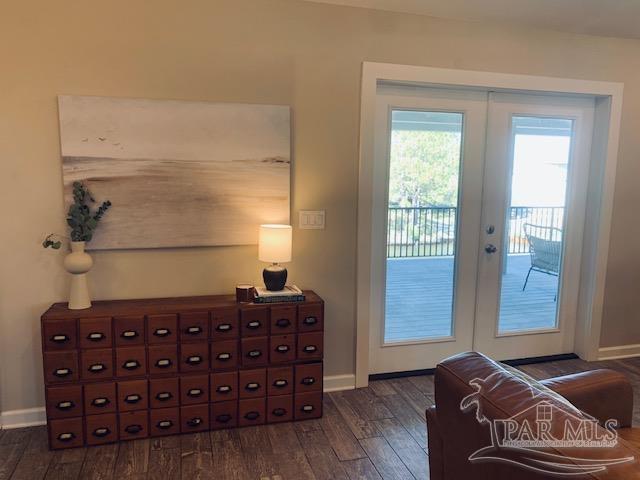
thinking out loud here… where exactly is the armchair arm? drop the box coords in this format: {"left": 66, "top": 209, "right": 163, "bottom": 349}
{"left": 541, "top": 369, "right": 633, "bottom": 428}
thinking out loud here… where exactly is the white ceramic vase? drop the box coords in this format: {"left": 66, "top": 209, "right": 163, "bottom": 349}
{"left": 63, "top": 241, "right": 93, "bottom": 310}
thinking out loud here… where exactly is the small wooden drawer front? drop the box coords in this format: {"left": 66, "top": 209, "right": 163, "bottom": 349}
{"left": 240, "top": 307, "right": 268, "bottom": 337}
{"left": 43, "top": 318, "right": 77, "bottom": 351}
{"left": 120, "top": 410, "right": 149, "bottom": 440}
{"left": 210, "top": 340, "right": 238, "bottom": 370}
{"left": 297, "top": 332, "right": 324, "bottom": 361}
{"left": 239, "top": 398, "right": 266, "bottom": 427}
{"left": 270, "top": 306, "right": 297, "bottom": 334}
{"left": 84, "top": 382, "right": 116, "bottom": 414}
{"left": 79, "top": 317, "right": 112, "bottom": 349}
{"left": 114, "top": 316, "right": 145, "bottom": 346}
{"left": 268, "top": 395, "right": 293, "bottom": 423}
{"left": 179, "top": 311, "right": 209, "bottom": 342}
{"left": 210, "top": 371, "right": 238, "bottom": 402}
{"left": 150, "top": 407, "right": 180, "bottom": 437}
{"left": 85, "top": 413, "right": 118, "bottom": 446}
{"left": 180, "top": 374, "right": 209, "bottom": 405}
{"left": 241, "top": 336, "right": 269, "bottom": 367}
{"left": 147, "top": 314, "right": 178, "bottom": 344}
{"left": 181, "top": 404, "right": 209, "bottom": 433}
{"left": 295, "top": 392, "right": 323, "bottom": 420}
{"left": 46, "top": 385, "right": 83, "bottom": 419}
{"left": 49, "top": 417, "right": 84, "bottom": 449}
{"left": 267, "top": 366, "right": 294, "bottom": 396}
{"left": 210, "top": 401, "right": 238, "bottom": 430}
{"left": 80, "top": 348, "right": 113, "bottom": 380}
{"left": 239, "top": 368, "right": 266, "bottom": 399}
{"left": 148, "top": 345, "right": 178, "bottom": 375}
{"left": 295, "top": 363, "right": 323, "bottom": 392}
{"left": 115, "top": 346, "right": 147, "bottom": 378}
{"left": 269, "top": 335, "right": 296, "bottom": 364}
{"left": 44, "top": 351, "right": 78, "bottom": 383}
{"left": 211, "top": 307, "right": 239, "bottom": 339}
{"left": 297, "top": 304, "right": 323, "bottom": 333}
{"left": 150, "top": 377, "right": 179, "bottom": 408}
{"left": 117, "top": 379, "right": 148, "bottom": 412}
{"left": 180, "top": 342, "right": 209, "bottom": 372}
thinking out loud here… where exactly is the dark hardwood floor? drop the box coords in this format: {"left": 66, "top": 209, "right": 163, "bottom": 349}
{"left": 2, "top": 356, "right": 640, "bottom": 479}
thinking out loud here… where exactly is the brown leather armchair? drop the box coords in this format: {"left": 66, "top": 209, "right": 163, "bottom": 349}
{"left": 427, "top": 352, "right": 640, "bottom": 479}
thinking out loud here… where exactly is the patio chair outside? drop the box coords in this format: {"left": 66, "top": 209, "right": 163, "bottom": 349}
{"left": 522, "top": 223, "right": 562, "bottom": 293}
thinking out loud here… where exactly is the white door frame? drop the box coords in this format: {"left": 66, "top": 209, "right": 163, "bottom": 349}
{"left": 356, "top": 62, "right": 624, "bottom": 388}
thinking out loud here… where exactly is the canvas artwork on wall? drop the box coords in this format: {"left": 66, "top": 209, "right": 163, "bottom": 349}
{"left": 58, "top": 95, "right": 290, "bottom": 250}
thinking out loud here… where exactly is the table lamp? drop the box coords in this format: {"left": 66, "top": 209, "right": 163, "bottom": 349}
{"left": 259, "top": 224, "right": 292, "bottom": 291}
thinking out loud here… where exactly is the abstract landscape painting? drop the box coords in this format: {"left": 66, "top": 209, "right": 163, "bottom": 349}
{"left": 58, "top": 95, "right": 290, "bottom": 250}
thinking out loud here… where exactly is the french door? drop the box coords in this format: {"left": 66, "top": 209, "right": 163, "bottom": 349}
{"left": 369, "top": 84, "right": 595, "bottom": 374}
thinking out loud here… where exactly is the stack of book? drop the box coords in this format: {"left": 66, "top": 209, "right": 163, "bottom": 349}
{"left": 254, "top": 285, "right": 305, "bottom": 304}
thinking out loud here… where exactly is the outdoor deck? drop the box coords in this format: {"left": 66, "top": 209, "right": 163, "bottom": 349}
{"left": 385, "top": 254, "right": 558, "bottom": 341}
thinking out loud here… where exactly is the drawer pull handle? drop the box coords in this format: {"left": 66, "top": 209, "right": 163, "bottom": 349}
{"left": 56, "top": 400, "right": 75, "bottom": 410}
{"left": 275, "top": 345, "right": 290, "bottom": 353}
{"left": 247, "top": 321, "right": 261, "bottom": 329}
{"left": 51, "top": 334, "right": 69, "bottom": 343}
{"left": 89, "top": 363, "right": 107, "bottom": 373}
{"left": 157, "top": 420, "right": 173, "bottom": 429}
{"left": 216, "top": 323, "right": 232, "bottom": 332}
{"left": 216, "top": 385, "right": 232, "bottom": 394}
{"left": 217, "top": 353, "right": 231, "bottom": 361}
{"left": 91, "top": 397, "right": 110, "bottom": 407}
{"left": 216, "top": 414, "right": 232, "bottom": 423}
{"left": 301, "top": 377, "right": 316, "bottom": 386}
{"left": 187, "top": 388, "right": 203, "bottom": 397}
{"left": 125, "top": 394, "right": 141, "bottom": 404}
{"left": 272, "top": 408, "right": 287, "bottom": 417}
{"left": 273, "top": 379, "right": 288, "bottom": 388}
{"left": 124, "top": 424, "right": 143, "bottom": 435}
{"left": 187, "top": 326, "right": 202, "bottom": 335}
{"left": 122, "top": 360, "right": 140, "bottom": 370}
{"left": 186, "top": 355, "right": 202, "bottom": 365}
{"left": 93, "top": 427, "right": 111, "bottom": 438}
{"left": 153, "top": 328, "right": 171, "bottom": 337}
{"left": 303, "top": 316, "right": 318, "bottom": 326}
{"left": 155, "top": 358, "right": 172, "bottom": 368}
{"left": 87, "top": 332, "right": 105, "bottom": 341}
{"left": 303, "top": 345, "right": 318, "bottom": 354}
{"left": 187, "top": 417, "right": 203, "bottom": 427}
{"left": 57, "top": 432, "right": 75, "bottom": 442}
{"left": 301, "top": 404, "right": 315, "bottom": 413}
{"left": 247, "top": 350, "right": 262, "bottom": 358}
{"left": 275, "top": 318, "right": 291, "bottom": 328}
{"left": 245, "top": 382, "right": 260, "bottom": 391}
{"left": 156, "top": 392, "right": 173, "bottom": 401}
{"left": 244, "top": 411, "right": 260, "bottom": 421}
{"left": 121, "top": 330, "right": 139, "bottom": 339}
{"left": 53, "top": 368, "right": 71, "bottom": 377}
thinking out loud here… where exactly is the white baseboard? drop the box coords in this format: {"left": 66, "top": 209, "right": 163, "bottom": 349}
{"left": 1, "top": 407, "right": 46, "bottom": 429}
{"left": 598, "top": 343, "right": 640, "bottom": 360}
{"left": 323, "top": 374, "right": 356, "bottom": 392}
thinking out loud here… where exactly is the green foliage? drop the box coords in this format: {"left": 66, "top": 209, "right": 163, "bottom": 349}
{"left": 42, "top": 234, "right": 62, "bottom": 249}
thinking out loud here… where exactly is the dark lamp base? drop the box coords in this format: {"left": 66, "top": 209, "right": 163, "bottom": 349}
{"left": 263, "top": 266, "right": 288, "bottom": 291}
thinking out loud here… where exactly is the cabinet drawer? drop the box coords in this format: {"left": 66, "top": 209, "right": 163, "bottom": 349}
{"left": 267, "top": 366, "right": 294, "bottom": 396}
{"left": 46, "top": 385, "right": 83, "bottom": 419}
{"left": 150, "top": 407, "right": 180, "bottom": 437}
{"left": 241, "top": 336, "right": 268, "bottom": 367}
{"left": 239, "top": 398, "right": 266, "bottom": 427}
{"left": 85, "top": 413, "right": 118, "bottom": 446}
{"left": 297, "top": 332, "right": 324, "bottom": 361}
{"left": 179, "top": 311, "right": 209, "bottom": 342}
{"left": 44, "top": 351, "right": 78, "bottom": 384}
{"left": 211, "top": 306, "right": 238, "bottom": 339}
{"left": 270, "top": 305, "right": 297, "bottom": 334}
{"left": 80, "top": 348, "right": 113, "bottom": 380}
{"left": 295, "top": 363, "right": 323, "bottom": 392}
{"left": 119, "top": 410, "right": 149, "bottom": 440}
{"left": 210, "top": 401, "right": 237, "bottom": 430}
{"left": 180, "top": 342, "right": 209, "bottom": 372}
{"left": 240, "top": 306, "right": 268, "bottom": 337}
{"left": 180, "top": 374, "right": 209, "bottom": 405}
{"left": 43, "top": 318, "right": 77, "bottom": 351}
{"left": 147, "top": 314, "right": 178, "bottom": 344}
{"left": 210, "top": 371, "right": 238, "bottom": 402}
{"left": 115, "top": 346, "right": 147, "bottom": 378}
{"left": 148, "top": 345, "right": 178, "bottom": 375}
{"left": 269, "top": 335, "right": 296, "bottom": 364}
{"left": 268, "top": 395, "right": 293, "bottom": 423}
{"left": 49, "top": 417, "right": 84, "bottom": 449}
{"left": 294, "top": 392, "right": 323, "bottom": 420}
{"left": 84, "top": 382, "right": 116, "bottom": 414}
{"left": 114, "top": 316, "right": 145, "bottom": 346}
{"left": 117, "top": 379, "right": 148, "bottom": 412}
{"left": 210, "top": 340, "right": 238, "bottom": 370}
{"left": 79, "top": 317, "right": 112, "bottom": 349}
{"left": 181, "top": 404, "right": 209, "bottom": 433}
{"left": 297, "top": 303, "right": 323, "bottom": 332}
{"left": 149, "top": 377, "right": 179, "bottom": 408}
{"left": 239, "top": 368, "right": 266, "bottom": 399}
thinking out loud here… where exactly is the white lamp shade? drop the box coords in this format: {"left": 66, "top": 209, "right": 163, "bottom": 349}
{"left": 259, "top": 224, "right": 292, "bottom": 263}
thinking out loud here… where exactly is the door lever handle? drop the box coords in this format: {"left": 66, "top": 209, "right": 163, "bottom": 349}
{"left": 484, "top": 244, "right": 497, "bottom": 254}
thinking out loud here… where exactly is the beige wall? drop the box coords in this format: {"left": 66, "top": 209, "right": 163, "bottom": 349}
{"left": 1, "top": 0, "right": 639, "bottom": 413}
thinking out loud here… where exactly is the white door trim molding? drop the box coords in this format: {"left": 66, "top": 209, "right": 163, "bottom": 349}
{"left": 356, "top": 62, "right": 623, "bottom": 388}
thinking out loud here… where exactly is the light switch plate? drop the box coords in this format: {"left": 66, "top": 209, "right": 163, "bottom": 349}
{"left": 299, "top": 210, "right": 325, "bottom": 230}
